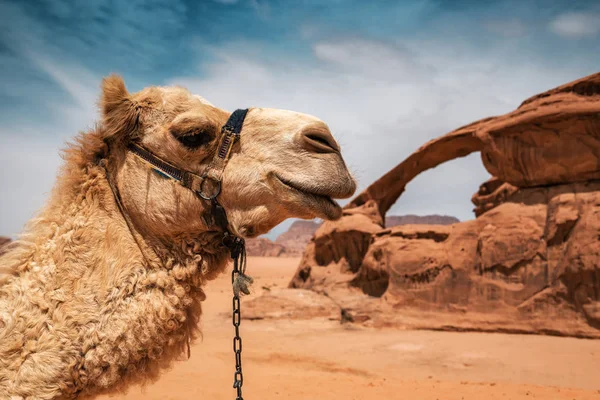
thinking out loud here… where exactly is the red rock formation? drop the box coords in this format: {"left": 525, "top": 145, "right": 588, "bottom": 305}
{"left": 346, "top": 127, "right": 483, "bottom": 219}
{"left": 287, "top": 181, "right": 600, "bottom": 337}
{"left": 280, "top": 72, "right": 600, "bottom": 338}
{"left": 471, "top": 177, "right": 519, "bottom": 217}
{"left": 481, "top": 73, "right": 600, "bottom": 187}
{"left": 289, "top": 212, "right": 383, "bottom": 290}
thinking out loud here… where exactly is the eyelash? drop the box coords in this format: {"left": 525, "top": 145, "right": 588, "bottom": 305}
{"left": 174, "top": 131, "right": 213, "bottom": 149}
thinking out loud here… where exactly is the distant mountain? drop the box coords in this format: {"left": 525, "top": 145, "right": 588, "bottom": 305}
{"left": 246, "top": 220, "right": 320, "bottom": 257}
{"left": 274, "top": 220, "right": 321, "bottom": 256}
{"left": 385, "top": 214, "right": 459, "bottom": 227}
{"left": 245, "top": 237, "right": 286, "bottom": 257}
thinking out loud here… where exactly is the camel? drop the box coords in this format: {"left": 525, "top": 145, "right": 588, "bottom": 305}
{"left": 0, "top": 75, "right": 356, "bottom": 399}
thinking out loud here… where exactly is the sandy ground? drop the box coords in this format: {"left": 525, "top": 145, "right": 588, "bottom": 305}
{"left": 101, "top": 257, "right": 600, "bottom": 400}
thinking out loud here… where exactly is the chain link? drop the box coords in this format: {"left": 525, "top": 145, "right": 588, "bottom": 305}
{"left": 230, "top": 239, "right": 246, "bottom": 400}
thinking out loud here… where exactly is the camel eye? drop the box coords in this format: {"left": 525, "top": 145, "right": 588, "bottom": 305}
{"left": 173, "top": 130, "right": 214, "bottom": 149}
{"left": 169, "top": 113, "right": 217, "bottom": 150}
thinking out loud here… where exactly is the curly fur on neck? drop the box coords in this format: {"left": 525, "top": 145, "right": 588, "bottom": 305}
{"left": 0, "top": 128, "right": 230, "bottom": 399}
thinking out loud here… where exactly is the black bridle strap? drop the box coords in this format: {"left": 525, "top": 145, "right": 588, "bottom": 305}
{"left": 128, "top": 143, "right": 188, "bottom": 183}
{"left": 128, "top": 142, "right": 209, "bottom": 197}
{"left": 223, "top": 108, "right": 249, "bottom": 136}
{"left": 110, "top": 108, "right": 251, "bottom": 400}
{"left": 207, "top": 108, "right": 248, "bottom": 183}
{"left": 127, "top": 109, "right": 249, "bottom": 204}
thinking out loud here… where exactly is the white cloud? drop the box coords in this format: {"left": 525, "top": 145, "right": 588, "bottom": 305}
{"left": 0, "top": 55, "right": 101, "bottom": 238}
{"left": 313, "top": 40, "right": 433, "bottom": 78}
{"left": 0, "top": 134, "right": 64, "bottom": 236}
{"left": 549, "top": 12, "right": 600, "bottom": 38}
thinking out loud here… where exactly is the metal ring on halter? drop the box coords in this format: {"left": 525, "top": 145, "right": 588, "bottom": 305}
{"left": 122, "top": 109, "right": 250, "bottom": 400}
{"left": 197, "top": 175, "right": 222, "bottom": 200}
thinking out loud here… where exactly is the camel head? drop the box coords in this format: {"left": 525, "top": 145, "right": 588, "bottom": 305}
{"left": 100, "top": 75, "right": 356, "bottom": 240}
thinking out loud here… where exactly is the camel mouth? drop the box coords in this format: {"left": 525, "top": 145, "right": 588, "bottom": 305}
{"left": 273, "top": 175, "right": 343, "bottom": 220}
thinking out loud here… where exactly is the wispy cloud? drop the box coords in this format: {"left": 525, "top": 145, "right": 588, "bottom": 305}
{"left": 29, "top": 55, "right": 99, "bottom": 119}
{"left": 0, "top": 65, "right": 101, "bottom": 236}
{"left": 549, "top": 12, "right": 600, "bottom": 38}
{"left": 0, "top": 37, "right": 102, "bottom": 237}
{"left": 313, "top": 39, "right": 433, "bottom": 78}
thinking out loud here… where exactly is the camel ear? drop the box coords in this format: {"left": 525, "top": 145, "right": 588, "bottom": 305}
{"left": 100, "top": 74, "right": 139, "bottom": 141}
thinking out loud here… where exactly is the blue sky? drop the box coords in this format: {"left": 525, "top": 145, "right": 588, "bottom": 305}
{"left": 1, "top": 0, "right": 599, "bottom": 239}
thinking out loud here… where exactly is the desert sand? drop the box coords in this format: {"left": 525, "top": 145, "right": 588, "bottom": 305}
{"left": 101, "top": 257, "right": 600, "bottom": 400}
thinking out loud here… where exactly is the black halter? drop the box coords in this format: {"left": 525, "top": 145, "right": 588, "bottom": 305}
{"left": 127, "top": 108, "right": 248, "bottom": 237}
{"left": 111, "top": 108, "right": 251, "bottom": 399}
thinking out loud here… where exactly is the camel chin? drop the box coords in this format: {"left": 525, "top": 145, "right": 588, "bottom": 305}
{"left": 304, "top": 194, "right": 343, "bottom": 221}
{"left": 270, "top": 174, "right": 355, "bottom": 221}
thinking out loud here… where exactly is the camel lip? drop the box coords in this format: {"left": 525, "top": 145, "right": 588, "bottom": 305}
{"left": 274, "top": 175, "right": 345, "bottom": 199}
{"left": 273, "top": 174, "right": 342, "bottom": 219}
{"left": 274, "top": 175, "right": 336, "bottom": 201}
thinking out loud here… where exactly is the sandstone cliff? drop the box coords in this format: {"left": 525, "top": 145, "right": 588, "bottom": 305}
{"left": 256, "top": 72, "right": 600, "bottom": 338}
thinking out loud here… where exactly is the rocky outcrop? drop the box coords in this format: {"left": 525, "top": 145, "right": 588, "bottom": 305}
{"left": 289, "top": 211, "right": 382, "bottom": 290}
{"left": 279, "top": 72, "right": 600, "bottom": 338}
{"left": 481, "top": 73, "right": 600, "bottom": 187}
{"left": 471, "top": 177, "right": 519, "bottom": 217}
{"left": 286, "top": 180, "right": 600, "bottom": 338}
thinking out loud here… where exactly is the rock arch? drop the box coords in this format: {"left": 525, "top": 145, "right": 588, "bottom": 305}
{"left": 288, "top": 72, "right": 600, "bottom": 337}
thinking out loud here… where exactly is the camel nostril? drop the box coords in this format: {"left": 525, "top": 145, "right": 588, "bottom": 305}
{"left": 302, "top": 130, "right": 340, "bottom": 153}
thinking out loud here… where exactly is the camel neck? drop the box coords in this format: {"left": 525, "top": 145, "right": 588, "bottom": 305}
{"left": 100, "top": 159, "right": 161, "bottom": 268}
{"left": 0, "top": 159, "right": 228, "bottom": 398}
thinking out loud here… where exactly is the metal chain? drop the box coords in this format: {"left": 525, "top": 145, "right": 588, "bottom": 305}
{"left": 230, "top": 239, "right": 246, "bottom": 400}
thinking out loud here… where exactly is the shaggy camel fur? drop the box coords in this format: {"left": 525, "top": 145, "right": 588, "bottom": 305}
{"left": 0, "top": 76, "right": 355, "bottom": 399}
